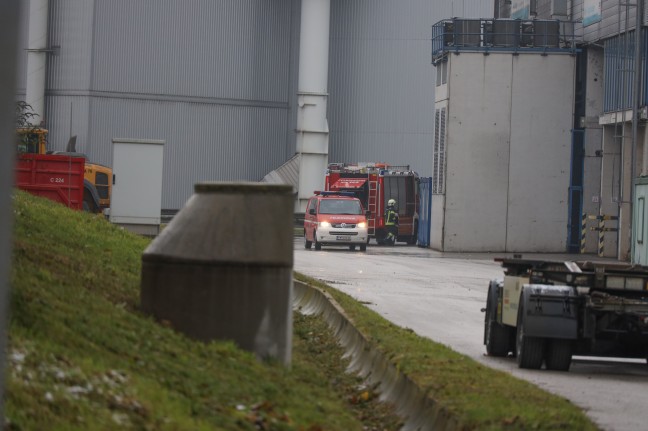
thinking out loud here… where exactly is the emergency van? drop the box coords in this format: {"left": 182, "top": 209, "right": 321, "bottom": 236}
{"left": 303, "top": 191, "right": 370, "bottom": 251}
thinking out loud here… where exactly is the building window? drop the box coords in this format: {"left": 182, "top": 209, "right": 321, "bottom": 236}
{"left": 436, "top": 61, "right": 448, "bottom": 87}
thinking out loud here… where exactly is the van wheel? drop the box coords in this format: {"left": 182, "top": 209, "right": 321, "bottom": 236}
{"left": 314, "top": 231, "right": 322, "bottom": 250}
{"left": 304, "top": 232, "right": 312, "bottom": 250}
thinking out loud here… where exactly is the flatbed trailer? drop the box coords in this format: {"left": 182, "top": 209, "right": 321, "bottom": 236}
{"left": 483, "top": 258, "right": 648, "bottom": 371}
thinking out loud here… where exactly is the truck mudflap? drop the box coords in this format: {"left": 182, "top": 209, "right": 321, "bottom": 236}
{"left": 520, "top": 284, "right": 578, "bottom": 340}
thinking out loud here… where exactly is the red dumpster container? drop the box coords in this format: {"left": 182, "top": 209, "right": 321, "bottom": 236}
{"left": 15, "top": 154, "right": 85, "bottom": 210}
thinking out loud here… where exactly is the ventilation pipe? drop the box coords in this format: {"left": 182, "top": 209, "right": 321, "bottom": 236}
{"left": 26, "top": 0, "right": 49, "bottom": 126}
{"left": 295, "top": 0, "right": 331, "bottom": 212}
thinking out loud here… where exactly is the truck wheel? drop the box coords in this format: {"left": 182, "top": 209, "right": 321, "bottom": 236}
{"left": 375, "top": 229, "right": 386, "bottom": 245}
{"left": 484, "top": 285, "right": 511, "bottom": 357}
{"left": 360, "top": 243, "right": 367, "bottom": 252}
{"left": 304, "top": 232, "right": 312, "bottom": 250}
{"left": 83, "top": 192, "right": 97, "bottom": 213}
{"left": 314, "top": 231, "right": 322, "bottom": 250}
{"left": 516, "top": 305, "right": 545, "bottom": 369}
{"left": 545, "top": 339, "right": 572, "bottom": 371}
{"left": 349, "top": 245, "right": 356, "bottom": 251}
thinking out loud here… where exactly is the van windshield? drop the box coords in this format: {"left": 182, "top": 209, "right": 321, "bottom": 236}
{"left": 319, "top": 199, "right": 362, "bottom": 215}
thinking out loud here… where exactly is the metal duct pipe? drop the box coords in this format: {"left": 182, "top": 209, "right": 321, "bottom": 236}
{"left": 296, "top": 0, "right": 331, "bottom": 212}
{"left": 26, "top": 0, "right": 49, "bottom": 126}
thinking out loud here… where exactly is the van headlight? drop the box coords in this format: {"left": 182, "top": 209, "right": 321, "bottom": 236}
{"left": 357, "top": 222, "right": 366, "bottom": 228}
{"left": 319, "top": 221, "right": 331, "bottom": 228}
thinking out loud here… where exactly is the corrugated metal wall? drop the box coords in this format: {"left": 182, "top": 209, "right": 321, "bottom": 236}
{"left": 564, "top": 0, "right": 647, "bottom": 42}
{"left": 47, "top": 1, "right": 95, "bottom": 91}
{"left": 14, "top": 2, "right": 30, "bottom": 97}
{"left": 603, "top": 29, "right": 648, "bottom": 111}
{"left": 90, "top": 1, "right": 292, "bottom": 102}
{"left": 327, "top": 0, "right": 492, "bottom": 176}
{"left": 43, "top": 0, "right": 297, "bottom": 209}
{"left": 25, "top": 0, "right": 494, "bottom": 210}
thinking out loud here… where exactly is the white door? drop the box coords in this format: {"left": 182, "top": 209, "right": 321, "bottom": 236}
{"left": 633, "top": 182, "right": 648, "bottom": 265}
{"left": 110, "top": 139, "right": 164, "bottom": 225}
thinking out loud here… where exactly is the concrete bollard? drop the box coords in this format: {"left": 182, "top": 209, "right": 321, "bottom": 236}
{"left": 140, "top": 182, "right": 294, "bottom": 365}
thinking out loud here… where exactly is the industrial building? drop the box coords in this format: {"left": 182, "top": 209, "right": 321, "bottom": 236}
{"left": 14, "top": 0, "right": 648, "bottom": 259}
{"left": 496, "top": 1, "right": 647, "bottom": 261}
{"left": 430, "top": 16, "right": 577, "bottom": 252}
{"left": 15, "top": 0, "right": 492, "bottom": 213}
{"left": 428, "top": 0, "right": 648, "bottom": 257}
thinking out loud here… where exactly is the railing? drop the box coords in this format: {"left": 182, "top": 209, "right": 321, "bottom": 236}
{"left": 431, "top": 18, "right": 580, "bottom": 64}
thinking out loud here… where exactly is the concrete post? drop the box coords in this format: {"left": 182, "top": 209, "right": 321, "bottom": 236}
{"left": 140, "top": 183, "right": 294, "bottom": 365}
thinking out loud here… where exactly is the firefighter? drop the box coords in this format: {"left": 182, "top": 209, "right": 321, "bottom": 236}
{"left": 385, "top": 198, "right": 399, "bottom": 245}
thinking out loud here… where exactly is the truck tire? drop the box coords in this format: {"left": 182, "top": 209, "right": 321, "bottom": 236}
{"left": 83, "top": 190, "right": 97, "bottom": 213}
{"left": 406, "top": 221, "right": 418, "bottom": 245}
{"left": 545, "top": 339, "right": 572, "bottom": 371}
{"left": 314, "top": 231, "right": 322, "bottom": 250}
{"left": 349, "top": 245, "right": 356, "bottom": 251}
{"left": 304, "top": 232, "right": 312, "bottom": 250}
{"left": 375, "top": 229, "right": 386, "bottom": 245}
{"left": 484, "top": 284, "right": 511, "bottom": 357}
{"left": 360, "top": 243, "right": 367, "bottom": 252}
{"left": 516, "top": 304, "right": 545, "bottom": 369}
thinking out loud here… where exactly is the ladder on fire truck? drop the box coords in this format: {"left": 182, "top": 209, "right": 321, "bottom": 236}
{"left": 367, "top": 177, "right": 378, "bottom": 236}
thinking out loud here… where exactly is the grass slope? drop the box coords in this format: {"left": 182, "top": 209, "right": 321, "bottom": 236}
{"left": 294, "top": 274, "right": 600, "bottom": 430}
{"left": 7, "top": 191, "right": 400, "bottom": 430}
{"left": 7, "top": 191, "right": 599, "bottom": 430}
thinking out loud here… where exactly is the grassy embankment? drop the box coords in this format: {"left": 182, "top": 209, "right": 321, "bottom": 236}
{"left": 6, "top": 191, "right": 598, "bottom": 430}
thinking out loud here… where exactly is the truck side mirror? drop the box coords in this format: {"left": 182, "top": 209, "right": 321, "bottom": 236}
{"left": 309, "top": 208, "right": 316, "bottom": 215}
{"left": 365, "top": 210, "right": 371, "bottom": 217}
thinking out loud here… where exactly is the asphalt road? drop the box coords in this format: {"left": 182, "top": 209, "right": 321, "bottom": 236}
{"left": 293, "top": 238, "right": 648, "bottom": 431}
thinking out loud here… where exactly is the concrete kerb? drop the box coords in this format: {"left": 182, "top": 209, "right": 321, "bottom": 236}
{"left": 293, "top": 280, "right": 461, "bottom": 431}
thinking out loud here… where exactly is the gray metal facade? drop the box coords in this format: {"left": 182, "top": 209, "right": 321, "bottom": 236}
{"left": 495, "top": 1, "right": 647, "bottom": 43}
{"left": 17, "top": 0, "right": 492, "bottom": 210}
{"left": 327, "top": 0, "right": 492, "bottom": 175}
{"left": 550, "top": 0, "right": 646, "bottom": 42}
{"left": 603, "top": 29, "right": 648, "bottom": 111}
{"left": 41, "top": 0, "right": 298, "bottom": 209}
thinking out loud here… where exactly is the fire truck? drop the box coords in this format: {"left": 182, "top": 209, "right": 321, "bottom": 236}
{"left": 324, "top": 162, "right": 419, "bottom": 245}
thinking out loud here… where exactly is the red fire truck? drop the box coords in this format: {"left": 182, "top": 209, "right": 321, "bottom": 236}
{"left": 324, "top": 162, "right": 419, "bottom": 245}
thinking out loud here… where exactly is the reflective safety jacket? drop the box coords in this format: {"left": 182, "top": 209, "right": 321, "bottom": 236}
{"left": 385, "top": 207, "right": 399, "bottom": 226}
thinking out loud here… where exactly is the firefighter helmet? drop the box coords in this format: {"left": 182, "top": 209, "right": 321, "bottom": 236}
{"left": 388, "top": 199, "right": 396, "bottom": 207}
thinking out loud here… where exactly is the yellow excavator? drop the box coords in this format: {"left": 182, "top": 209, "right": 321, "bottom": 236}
{"left": 16, "top": 128, "right": 112, "bottom": 213}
